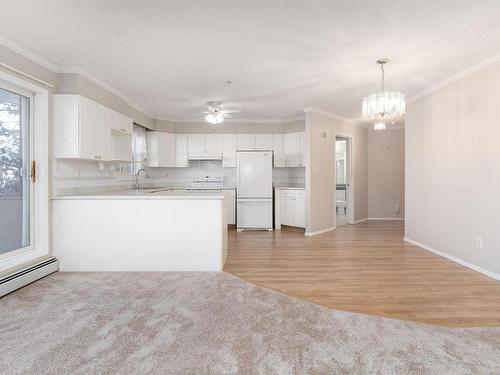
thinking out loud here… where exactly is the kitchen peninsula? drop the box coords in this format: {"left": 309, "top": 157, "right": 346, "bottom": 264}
{"left": 52, "top": 189, "right": 229, "bottom": 271}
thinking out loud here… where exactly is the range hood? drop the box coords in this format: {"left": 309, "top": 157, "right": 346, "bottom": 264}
{"left": 188, "top": 153, "right": 223, "bottom": 161}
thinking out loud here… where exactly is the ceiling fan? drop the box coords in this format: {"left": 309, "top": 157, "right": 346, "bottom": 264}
{"left": 204, "top": 101, "right": 241, "bottom": 124}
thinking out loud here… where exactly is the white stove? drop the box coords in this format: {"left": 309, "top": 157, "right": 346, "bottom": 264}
{"left": 184, "top": 176, "right": 223, "bottom": 192}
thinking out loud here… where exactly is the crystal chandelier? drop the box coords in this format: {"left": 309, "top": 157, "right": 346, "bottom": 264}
{"left": 362, "top": 58, "right": 405, "bottom": 130}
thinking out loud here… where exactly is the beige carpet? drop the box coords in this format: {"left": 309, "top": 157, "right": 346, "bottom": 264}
{"left": 1, "top": 272, "right": 499, "bottom": 374}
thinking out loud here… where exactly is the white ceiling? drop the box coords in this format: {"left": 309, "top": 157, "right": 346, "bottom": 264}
{"left": 2, "top": 1, "right": 500, "bottom": 122}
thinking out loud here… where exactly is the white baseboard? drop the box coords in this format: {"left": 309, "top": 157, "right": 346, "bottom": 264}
{"left": 352, "top": 218, "right": 368, "bottom": 224}
{"left": 305, "top": 226, "right": 335, "bottom": 237}
{"left": 404, "top": 237, "right": 500, "bottom": 282}
{"left": 368, "top": 217, "right": 405, "bottom": 221}
{"left": 0, "top": 258, "right": 59, "bottom": 297}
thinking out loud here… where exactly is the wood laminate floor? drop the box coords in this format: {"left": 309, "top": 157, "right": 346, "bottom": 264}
{"left": 224, "top": 221, "right": 500, "bottom": 327}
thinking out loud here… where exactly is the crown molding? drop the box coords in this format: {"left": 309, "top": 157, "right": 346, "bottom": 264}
{"left": 57, "top": 64, "right": 158, "bottom": 119}
{"left": 0, "top": 34, "right": 59, "bottom": 72}
{"left": 156, "top": 116, "right": 305, "bottom": 124}
{"left": 302, "top": 107, "right": 364, "bottom": 127}
{"left": 407, "top": 51, "right": 500, "bottom": 104}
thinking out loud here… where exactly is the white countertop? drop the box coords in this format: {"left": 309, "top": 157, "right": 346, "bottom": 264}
{"left": 274, "top": 186, "right": 305, "bottom": 190}
{"left": 52, "top": 188, "right": 229, "bottom": 200}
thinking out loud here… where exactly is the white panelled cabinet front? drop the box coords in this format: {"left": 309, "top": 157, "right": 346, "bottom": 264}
{"left": 224, "top": 189, "right": 236, "bottom": 224}
{"left": 276, "top": 189, "right": 305, "bottom": 229}
{"left": 146, "top": 132, "right": 176, "bottom": 167}
{"left": 237, "top": 199, "right": 272, "bottom": 228}
{"left": 53, "top": 94, "right": 133, "bottom": 161}
{"left": 223, "top": 134, "right": 237, "bottom": 167}
{"left": 272, "top": 134, "right": 285, "bottom": 167}
{"left": 175, "top": 134, "right": 189, "bottom": 167}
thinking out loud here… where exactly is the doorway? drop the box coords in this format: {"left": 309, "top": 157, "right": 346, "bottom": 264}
{"left": 335, "top": 136, "right": 353, "bottom": 226}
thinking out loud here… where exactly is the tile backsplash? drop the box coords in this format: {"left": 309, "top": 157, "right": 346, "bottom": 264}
{"left": 52, "top": 159, "right": 305, "bottom": 196}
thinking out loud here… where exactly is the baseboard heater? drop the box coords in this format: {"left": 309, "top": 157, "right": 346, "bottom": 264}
{"left": 0, "top": 257, "right": 59, "bottom": 298}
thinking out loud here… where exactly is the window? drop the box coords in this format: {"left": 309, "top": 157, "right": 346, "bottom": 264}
{"left": 0, "top": 85, "right": 32, "bottom": 256}
{"left": 129, "top": 123, "right": 148, "bottom": 173}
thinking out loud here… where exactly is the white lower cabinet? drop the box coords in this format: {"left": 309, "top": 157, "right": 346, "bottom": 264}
{"left": 276, "top": 188, "right": 305, "bottom": 229}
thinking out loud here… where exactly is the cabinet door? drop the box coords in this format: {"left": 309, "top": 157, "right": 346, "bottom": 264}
{"left": 223, "top": 134, "right": 237, "bottom": 167}
{"left": 158, "top": 132, "right": 176, "bottom": 167}
{"left": 96, "top": 103, "right": 111, "bottom": 161}
{"left": 299, "top": 131, "right": 306, "bottom": 167}
{"left": 78, "top": 96, "right": 97, "bottom": 160}
{"left": 205, "top": 133, "right": 223, "bottom": 154}
{"left": 188, "top": 134, "right": 205, "bottom": 154}
{"left": 237, "top": 134, "right": 255, "bottom": 150}
{"left": 294, "top": 193, "right": 305, "bottom": 228}
{"left": 272, "top": 134, "right": 285, "bottom": 167}
{"left": 280, "top": 194, "right": 290, "bottom": 225}
{"left": 175, "top": 134, "right": 188, "bottom": 167}
{"left": 284, "top": 132, "right": 300, "bottom": 167}
{"left": 255, "top": 134, "right": 273, "bottom": 150}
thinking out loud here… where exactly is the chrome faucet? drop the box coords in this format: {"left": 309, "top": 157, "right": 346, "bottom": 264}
{"left": 134, "top": 168, "right": 147, "bottom": 189}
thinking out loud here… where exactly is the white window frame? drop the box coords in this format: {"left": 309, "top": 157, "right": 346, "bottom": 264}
{"left": 0, "top": 70, "right": 50, "bottom": 273}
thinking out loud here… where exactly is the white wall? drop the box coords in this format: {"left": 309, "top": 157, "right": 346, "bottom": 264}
{"left": 406, "top": 61, "right": 500, "bottom": 277}
{"left": 305, "top": 110, "right": 368, "bottom": 234}
{"left": 368, "top": 129, "right": 405, "bottom": 219}
{"left": 155, "top": 119, "right": 305, "bottom": 134}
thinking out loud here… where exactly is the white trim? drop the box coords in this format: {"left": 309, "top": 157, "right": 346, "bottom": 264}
{"left": 156, "top": 116, "right": 306, "bottom": 124}
{"left": 368, "top": 217, "right": 405, "bottom": 221}
{"left": 0, "top": 258, "right": 58, "bottom": 297}
{"left": 305, "top": 226, "right": 335, "bottom": 237}
{"left": 404, "top": 237, "right": 500, "bottom": 282}
{"left": 0, "top": 70, "right": 50, "bottom": 273}
{"left": 407, "top": 51, "right": 500, "bottom": 103}
{"left": 352, "top": 218, "right": 368, "bottom": 224}
{"left": 0, "top": 35, "right": 59, "bottom": 72}
{"left": 0, "top": 62, "right": 55, "bottom": 88}
{"left": 57, "top": 64, "right": 158, "bottom": 119}
{"left": 303, "top": 107, "right": 363, "bottom": 127}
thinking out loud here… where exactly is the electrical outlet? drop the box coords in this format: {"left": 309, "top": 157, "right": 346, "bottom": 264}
{"left": 475, "top": 237, "right": 483, "bottom": 249}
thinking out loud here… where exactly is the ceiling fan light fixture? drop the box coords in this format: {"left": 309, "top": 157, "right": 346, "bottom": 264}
{"left": 374, "top": 121, "right": 386, "bottom": 131}
{"left": 205, "top": 112, "right": 224, "bottom": 124}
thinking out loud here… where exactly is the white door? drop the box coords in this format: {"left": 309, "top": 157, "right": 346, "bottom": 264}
{"left": 225, "top": 190, "right": 236, "bottom": 224}
{"left": 237, "top": 134, "right": 255, "bottom": 150}
{"left": 223, "top": 134, "right": 237, "bottom": 167}
{"left": 255, "top": 134, "right": 273, "bottom": 150}
{"left": 78, "top": 96, "right": 96, "bottom": 160}
{"left": 237, "top": 199, "right": 272, "bottom": 228}
{"left": 280, "top": 194, "right": 291, "bottom": 226}
{"left": 237, "top": 151, "right": 272, "bottom": 198}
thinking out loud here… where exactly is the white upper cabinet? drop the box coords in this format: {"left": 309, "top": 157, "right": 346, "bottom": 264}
{"left": 255, "top": 134, "right": 273, "bottom": 150}
{"left": 205, "top": 133, "right": 223, "bottom": 154}
{"left": 109, "top": 109, "right": 133, "bottom": 135}
{"left": 53, "top": 94, "right": 116, "bottom": 161}
{"left": 284, "top": 132, "right": 300, "bottom": 167}
{"left": 175, "top": 134, "right": 188, "bottom": 167}
{"left": 223, "top": 134, "right": 237, "bottom": 167}
{"left": 272, "top": 134, "right": 285, "bottom": 167}
{"left": 187, "top": 134, "right": 205, "bottom": 154}
{"left": 146, "top": 132, "right": 176, "bottom": 167}
{"left": 237, "top": 134, "right": 255, "bottom": 150}
{"left": 187, "top": 134, "right": 223, "bottom": 155}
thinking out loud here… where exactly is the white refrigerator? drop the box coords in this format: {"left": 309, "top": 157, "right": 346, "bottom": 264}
{"left": 236, "top": 151, "right": 273, "bottom": 231}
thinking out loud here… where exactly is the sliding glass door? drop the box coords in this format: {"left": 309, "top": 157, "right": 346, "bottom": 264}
{"left": 0, "top": 85, "right": 33, "bottom": 257}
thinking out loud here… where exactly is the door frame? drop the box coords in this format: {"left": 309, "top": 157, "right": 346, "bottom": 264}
{"left": 334, "top": 133, "right": 354, "bottom": 227}
{"left": 0, "top": 69, "right": 50, "bottom": 274}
